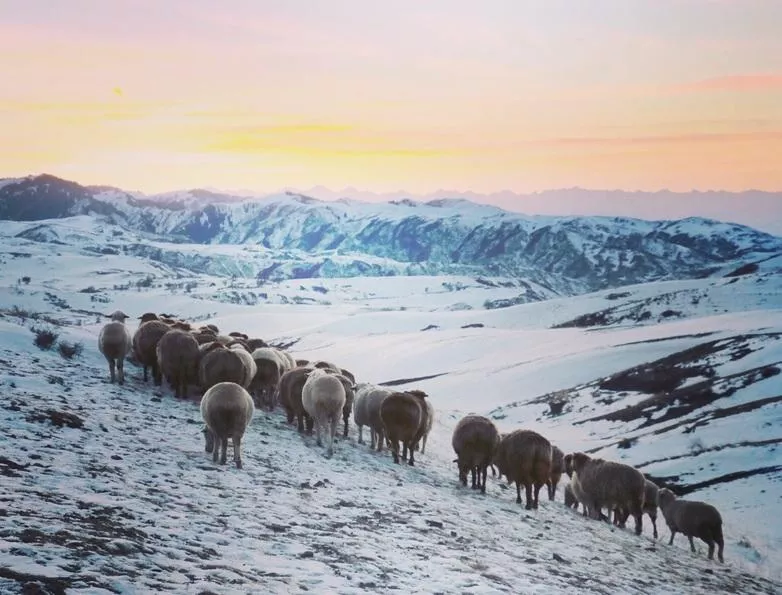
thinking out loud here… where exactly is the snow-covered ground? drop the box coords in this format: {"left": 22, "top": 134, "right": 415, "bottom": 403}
{"left": 1, "top": 215, "right": 781, "bottom": 593}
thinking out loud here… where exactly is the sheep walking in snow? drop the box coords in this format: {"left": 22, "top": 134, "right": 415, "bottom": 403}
{"left": 229, "top": 344, "right": 257, "bottom": 390}
{"left": 325, "top": 371, "right": 356, "bottom": 438}
{"left": 278, "top": 366, "right": 314, "bottom": 432}
{"left": 302, "top": 368, "right": 346, "bottom": 457}
{"left": 380, "top": 391, "right": 427, "bottom": 465}
{"left": 451, "top": 415, "right": 500, "bottom": 493}
{"left": 132, "top": 318, "right": 170, "bottom": 384}
{"left": 200, "top": 381, "right": 255, "bottom": 469}
{"left": 250, "top": 347, "right": 284, "bottom": 410}
{"left": 156, "top": 329, "right": 200, "bottom": 398}
{"left": 352, "top": 383, "right": 375, "bottom": 444}
{"left": 98, "top": 310, "right": 132, "bottom": 385}
{"left": 414, "top": 396, "right": 434, "bottom": 455}
{"left": 365, "top": 386, "right": 394, "bottom": 452}
{"left": 548, "top": 445, "right": 565, "bottom": 501}
{"left": 615, "top": 479, "right": 661, "bottom": 539}
{"left": 199, "top": 345, "right": 247, "bottom": 392}
{"left": 658, "top": 488, "right": 724, "bottom": 562}
{"left": 493, "top": 430, "right": 552, "bottom": 510}
{"left": 567, "top": 452, "right": 646, "bottom": 535}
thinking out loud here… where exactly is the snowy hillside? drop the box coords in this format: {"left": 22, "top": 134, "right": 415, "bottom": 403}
{"left": 2, "top": 174, "right": 781, "bottom": 293}
{"left": 1, "top": 219, "right": 781, "bottom": 592}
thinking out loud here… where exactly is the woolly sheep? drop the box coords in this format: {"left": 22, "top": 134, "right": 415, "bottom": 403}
{"left": 414, "top": 396, "right": 434, "bottom": 455}
{"left": 302, "top": 368, "right": 346, "bottom": 457}
{"left": 563, "top": 454, "right": 591, "bottom": 518}
{"left": 339, "top": 367, "right": 356, "bottom": 384}
{"left": 156, "top": 329, "right": 200, "bottom": 398}
{"left": 365, "top": 386, "right": 394, "bottom": 452}
{"left": 199, "top": 346, "right": 247, "bottom": 392}
{"left": 451, "top": 415, "right": 500, "bottom": 493}
{"left": 568, "top": 452, "right": 645, "bottom": 535}
{"left": 493, "top": 430, "right": 552, "bottom": 510}
{"left": 325, "top": 372, "right": 356, "bottom": 438}
{"left": 278, "top": 366, "right": 313, "bottom": 431}
{"left": 132, "top": 319, "right": 170, "bottom": 385}
{"left": 138, "top": 312, "right": 159, "bottom": 324}
{"left": 352, "top": 383, "right": 375, "bottom": 444}
{"left": 246, "top": 338, "right": 268, "bottom": 351}
{"left": 98, "top": 310, "right": 132, "bottom": 385}
{"left": 295, "top": 359, "right": 310, "bottom": 367}
{"left": 658, "top": 488, "right": 724, "bottom": 562}
{"left": 276, "top": 349, "right": 297, "bottom": 372}
{"left": 380, "top": 391, "right": 426, "bottom": 465}
{"left": 250, "top": 347, "right": 284, "bottom": 410}
{"left": 615, "top": 479, "right": 661, "bottom": 539}
{"left": 229, "top": 344, "right": 257, "bottom": 389}
{"left": 201, "top": 381, "right": 254, "bottom": 469}
{"left": 547, "top": 445, "right": 565, "bottom": 501}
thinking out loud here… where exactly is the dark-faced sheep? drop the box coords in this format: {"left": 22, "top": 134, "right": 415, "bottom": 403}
{"left": 98, "top": 310, "right": 132, "bottom": 385}
{"left": 246, "top": 337, "right": 268, "bottom": 351}
{"left": 569, "top": 452, "right": 646, "bottom": 535}
{"left": 250, "top": 347, "right": 283, "bottom": 410}
{"left": 451, "top": 415, "right": 500, "bottom": 493}
{"left": 547, "top": 446, "right": 565, "bottom": 501}
{"left": 132, "top": 319, "right": 170, "bottom": 385}
{"left": 658, "top": 488, "right": 724, "bottom": 562}
{"left": 380, "top": 391, "right": 425, "bottom": 465}
{"left": 302, "top": 369, "right": 346, "bottom": 457}
{"left": 199, "top": 346, "right": 247, "bottom": 392}
{"left": 493, "top": 430, "right": 552, "bottom": 510}
{"left": 156, "top": 329, "right": 200, "bottom": 398}
{"left": 278, "top": 366, "right": 314, "bottom": 432}
{"left": 201, "top": 381, "right": 254, "bottom": 469}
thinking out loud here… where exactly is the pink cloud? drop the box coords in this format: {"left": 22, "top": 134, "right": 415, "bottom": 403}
{"left": 667, "top": 74, "right": 782, "bottom": 93}
{"left": 539, "top": 130, "right": 782, "bottom": 147}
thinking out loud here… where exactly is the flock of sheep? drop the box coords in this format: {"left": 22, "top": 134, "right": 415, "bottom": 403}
{"left": 97, "top": 309, "right": 727, "bottom": 564}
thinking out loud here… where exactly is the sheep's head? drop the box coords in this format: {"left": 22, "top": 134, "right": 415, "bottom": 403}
{"left": 108, "top": 310, "right": 130, "bottom": 322}
{"left": 563, "top": 454, "right": 574, "bottom": 477}
{"left": 205, "top": 324, "right": 220, "bottom": 334}
{"left": 657, "top": 488, "right": 677, "bottom": 508}
{"left": 407, "top": 389, "right": 428, "bottom": 400}
{"left": 138, "top": 312, "right": 158, "bottom": 323}
{"left": 570, "top": 452, "right": 591, "bottom": 474}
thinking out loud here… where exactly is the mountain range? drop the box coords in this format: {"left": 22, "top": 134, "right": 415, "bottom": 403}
{"left": 1, "top": 174, "right": 781, "bottom": 296}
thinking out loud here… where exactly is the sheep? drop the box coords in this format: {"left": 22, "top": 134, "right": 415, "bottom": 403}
{"left": 568, "top": 452, "right": 646, "bottom": 535}
{"left": 380, "top": 391, "right": 426, "bottom": 465}
{"left": 311, "top": 360, "right": 340, "bottom": 372}
{"left": 132, "top": 319, "right": 171, "bottom": 384}
{"left": 98, "top": 310, "right": 132, "bottom": 385}
{"left": 199, "top": 346, "right": 247, "bottom": 392}
{"left": 547, "top": 445, "right": 565, "bottom": 501}
{"left": 229, "top": 344, "right": 257, "bottom": 389}
{"left": 278, "top": 366, "right": 314, "bottom": 432}
{"left": 138, "top": 312, "right": 159, "bottom": 324}
{"left": 563, "top": 454, "right": 592, "bottom": 518}
{"left": 302, "top": 368, "right": 346, "bottom": 457}
{"left": 451, "top": 415, "right": 500, "bottom": 493}
{"left": 200, "top": 381, "right": 254, "bottom": 469}
{"left": 250, "top": 347, "right": 284, "bottom": 410}
{"left": 324, "top": 371, "right": 356, "bottom": 438}
{"left": 339, "top": 368, "right": 356, "bottom": 384}
{"left": 156, "top": 329, "right": 200, "bottom": 398}
{"left": 274, "top": 348, "right": 297, "bottom": 373}
{"left": 295, "top": 359, "right": 310, "bottom": 367}
{"left": 658, "top": 488, "right": 724, "bottom": 562}
{"left": 365, "top": 386, "right": 394, "bottom": 452}
{"left": 615, "top": 479, "right": 661, "bottom": 539}
{"left": 493, "top": 430, "right": 552, "bottom": 510}
{"left": 246, "top": 338, "right": 268, "bottom": 351}
{"left": 352, "top": 383, "right": 375, "bottom": 444}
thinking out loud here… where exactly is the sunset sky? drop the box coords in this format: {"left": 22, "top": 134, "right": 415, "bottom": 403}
{"left": 1, "top": 0, "right": 781, "bottom": 195}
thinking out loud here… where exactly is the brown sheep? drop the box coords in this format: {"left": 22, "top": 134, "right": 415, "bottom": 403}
{"left": 246, "top": 338, "right": 268, "bottom": 351}
{"left": 156, "top": 329, "right": 199, "bottom": 398}
{"left": 569, "top": 452, "right": 646, "bottom": 535}
{"left": 278, "top": 366, "right": 314, "bottom": 432}
{"left": 98, "top": 310, "right": 132, "bottom": 385}
{"left": 547, "top": 445, "right": 565, "bottom": 501}
{"left": 132, "top": 319, "right": 170, "bottom": 385}
{"left": 658, "top": 488, "right": 724, "bottom": 562}
{"left": 414, "top": 396, "right": 434, "bottom": 455}
{"left": 493, "top": 430, "right": 552, "bottom": 510}
{"left": 451, "top": 415, "right": 499, "bottom": 493}
{"left": 380, "top": 391, "right": 425, "bottom": 465}
{"left": 138, "top": 312, "right": 159, "bottom": 324}
{"left": 201, "top": 382, "right": 254, "bottom": 469}
{"left": 199, "top": 346, "right": 247, "bottom": 392}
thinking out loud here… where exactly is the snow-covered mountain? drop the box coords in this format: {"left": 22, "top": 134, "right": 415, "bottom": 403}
{"left": 2, "top": 174, "right": 780, "bottom": 295}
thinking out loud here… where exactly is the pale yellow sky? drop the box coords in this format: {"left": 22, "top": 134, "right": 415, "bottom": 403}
{"left": 1, "top": 0, "right": 781, "bottom": 193}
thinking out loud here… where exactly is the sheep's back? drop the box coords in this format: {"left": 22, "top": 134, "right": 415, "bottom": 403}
{"left": 279, "top": 367, "right": 311, "bottom": 413}
{"left": 302, "top": 373, "right": 346, "bottom": 417}
{"left": 231, "top": 348, "right": 257, "bottom": 388}
{"left": 156, "top": 330, "right": 199, "bottom": 378}
{"left": 132, "top": 320, "right": 170, "bottom": 365}
{"left": 366, "top": 388, "right": 393, "bottom": 432}
{"left": 452, "top": 415, "right": 499, "bottom": 468}
{"left": 201, "top": 382, "right": 254, "bottom": 438}
{"left": 99, "top": 322, "right": 131, "bottom": 358}
{"left": 578, "top": 460, "right": 645, "bottom": 509}
{"left": 200, "top": 348, "right": 246, "bottom": 389}
{"left": 669, "top": 500, "right": 722, "bottom": 533}
{"left": 352, "top": 384, "right": 375, "bottom": 426}
{"left": 495, "top": 430, "right": 552, "bottom": 485}
{"left": 380, "top": 392, "right": 423, "bottom": 441}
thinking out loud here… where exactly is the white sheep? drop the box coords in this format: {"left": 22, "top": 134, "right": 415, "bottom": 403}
{"left": 352, "top": 382, "right": 375, "bottom": 444}
{"left": 200, "top": 381, "right": 255, "bottom": 469}
{"left": 230, "top": 344, "right": 258, "bottom": 389}
{"left": 98, "top": 310, "right": 132, "bottom": 385}
{"left": 302, "top": 368, "right": 346, "bottom": 457}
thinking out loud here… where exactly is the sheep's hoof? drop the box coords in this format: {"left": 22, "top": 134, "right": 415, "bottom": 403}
{"left": 236, "top": 460, "right": 243, "bottom": 469}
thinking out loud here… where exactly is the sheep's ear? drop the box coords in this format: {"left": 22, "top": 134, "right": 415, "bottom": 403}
{"left": 452, "top": 458, "right": 458, "bottom": 464}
